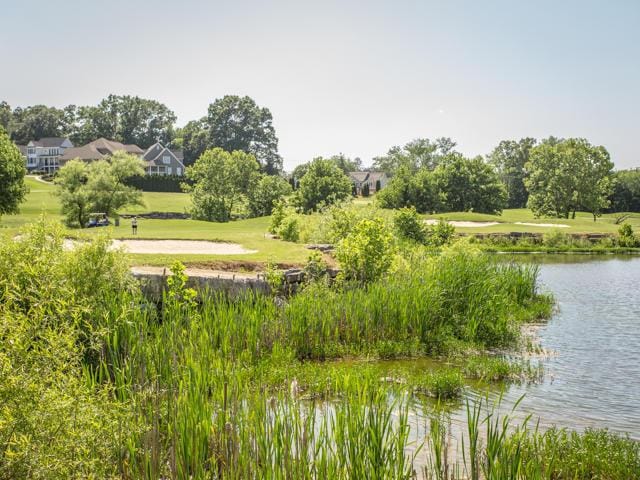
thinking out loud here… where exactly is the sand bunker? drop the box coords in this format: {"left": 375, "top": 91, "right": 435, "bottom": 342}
{"left": 111, "top": 239, "right": 256, "bottom": 254}
{"left": 58, "top": 238, "right": 256, "bottom": 255}
{"left": 425, "top": 219, "right": 500, "bottom": 228}
{"left": 514, "top": 222, "right": 570, "bottom": 228}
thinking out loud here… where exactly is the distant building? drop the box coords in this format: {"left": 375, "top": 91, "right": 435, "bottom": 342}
{"left": 25, "top": 137, "right": 74, "bottom": 173}
{"left": 141, "top": 142, "right": 186, "bottom": 176}
{"left": 58, "top": 138, "right": 185, "bottom": 176}
{"left": 58, "top": 138, "right": 143, "bottom": 166}
{"left": 348, "top": 171, "right": 389, "bottom": 194}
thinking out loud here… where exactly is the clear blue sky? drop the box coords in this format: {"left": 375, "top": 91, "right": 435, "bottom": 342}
{"left": 2, "top": 0, "right": 639, "bottom": 170}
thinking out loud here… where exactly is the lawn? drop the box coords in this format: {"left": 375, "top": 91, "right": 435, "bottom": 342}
{"left": 426, "top": 209, "right": 640, "bottom": 234}
{"left": 3, "top": 177, "right": 639, "bottom": 267}
{"left": 1, "top": 177, "right": 310, "bottom": 266}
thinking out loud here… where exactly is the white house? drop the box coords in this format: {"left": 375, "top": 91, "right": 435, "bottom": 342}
{"left": 25, "top": 137, "right": 74, "bottom": 173}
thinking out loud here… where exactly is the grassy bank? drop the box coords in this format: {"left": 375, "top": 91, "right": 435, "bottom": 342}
{"left": 3, "top": 222, "right": 638, "bottom": 478}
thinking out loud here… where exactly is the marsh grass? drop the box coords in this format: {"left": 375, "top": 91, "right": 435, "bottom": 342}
{"left": 2, "top": 222, "right": 638, "bottom": 478}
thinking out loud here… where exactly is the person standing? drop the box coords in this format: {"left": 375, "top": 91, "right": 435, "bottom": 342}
{"left": 131, "top": 216, "right": 138, "bottom": 235}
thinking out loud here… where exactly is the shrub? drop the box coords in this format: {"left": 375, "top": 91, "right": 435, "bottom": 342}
{"left": 394, "top": 206, "right": 427, "bottom": 243}
{"left": 428, "top": 218, "right": 455, "bottom": 246}
{"left": 248, "top": 174, "right": 293, "bottom": 217}
{"left": 543, "top": 229, "right": 571, "bottom": 247}
{"left": 618, "top": 223, "right": 638, "bottom": 247}
{"left": 303, "top": 250, "right": 328, "bottom": 283}
{"left": 362, "top": 182, "right": 370, "bottom": 197}
{"left": 269, "top": 199, "right": 287, "bottom": 234}
{"left": 335, "top": 218, "right": 395, "bottom": 283}
{"left": 277, "top": 213, "right": 300, "bottom": 242}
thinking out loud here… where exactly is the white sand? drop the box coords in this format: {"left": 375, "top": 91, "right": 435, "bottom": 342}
{"left": 425, "top": 219, "right": 500, "bottom": 228}
{"left": 514, "top": 222, "right": 570, "bottom": 228}
{"left": 59, "top": 238, "right": 256, "bottom": 255}
{"left": 111, "top": 239, "right": 256, "bottom": 254}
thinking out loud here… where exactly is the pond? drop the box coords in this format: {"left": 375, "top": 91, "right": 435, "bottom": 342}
{"left": 489, "top": 254, "right": 640, "bottom": 439}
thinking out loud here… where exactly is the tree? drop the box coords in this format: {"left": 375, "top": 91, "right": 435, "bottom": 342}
{"left": 433, "top": 154, "right": 507, "bottom": 214}
{"left": 247, "top": 175, "right": 293, "bottom": 217}
{"left": 9, "top": 105, "right": 71, "bottom": 145}
{"left": 86, "top": 151, "right": 145, "bottom": 217}
{"left": 362, "top": 182, "right": 370, "bottom": 197}
{"left": 526, "top": 138, "right": 613, "bottom": 219}
{"left": 375, "top": 166, "right": 419, "bottom": 210}
{"left": 54, "top": 160, "right": 91, "bottom": 227}
{"left": 329, "top": 153, "right": 362, "bottom": 174}
{"left": 175, "top": 119, "right": 208, "bottom": 166}
{"left": 55, "top": 152, "right": 144, "bottom": 227}
{"left": 488, "top": 138, "right": 536, "bottom": 208}
{"left": 0, "top": 128, "right": 28, "bottom": 217}
{"left": 185, "top": 148, "right": 260, "bottom": 222}
{"left": 295, "top": 157, "right": 353, "bottom": 213}
{"left": 0, "top": 102, "right": 11, "bottom": 133}
{"left": 206, "top": 95, "right": 282, "bottom": 174}
{"left": 372, "top": 137, "right": 457, "bottom": 175}
{"left": 71, "top": 95, "right": 176, "bottom": 148}
{"left": 609, "top": 169, "right": 640, "bottom": 212}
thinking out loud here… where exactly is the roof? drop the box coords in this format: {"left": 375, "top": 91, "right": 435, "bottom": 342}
{"left": 59, "top": 138, "right": 143, "bottom": 162}
{"left": 16, "top": 145, "right": 28, "bottom": 156}
{"left": 29, "top": 137, "right": 70, "bottom": 148}
{"left": 141, "top": 142, "right": 185, "bottom": 168}
{"left": 348, "top": 171, "right": 370, "bottom": 183}
{"left": 367, "top": 171, "right": 387, "bottom": 182}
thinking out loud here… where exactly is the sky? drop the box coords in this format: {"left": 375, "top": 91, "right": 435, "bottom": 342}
{"left": 1, "top": 0, "right": 639, "bottom": 170}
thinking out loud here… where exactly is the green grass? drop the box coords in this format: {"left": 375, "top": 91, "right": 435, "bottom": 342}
{"left": 2, "top": 177, "right": 310, "bottom": 265}
{"left": 2, "top": 224, "right": 639, "bottom": 479}
{"left": 426, "top": 208, "right": 640, "bottom": 234}
{"left": 4, "top": 178, "right": 640, "bottom": 266}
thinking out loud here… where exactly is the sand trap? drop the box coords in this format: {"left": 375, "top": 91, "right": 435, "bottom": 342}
{"left": 112, "top": 239, "right": 256, "bottom": 254}
{"left": 58, "top": 238, "right": 256, "bottom": 255}
{"left": 425, "top": 219, "right": 500, "bottom": 228}
{"left": 514, "top": 222, "right": 570, "bottom": 228}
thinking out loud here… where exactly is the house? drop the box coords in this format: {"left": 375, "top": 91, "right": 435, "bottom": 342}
{"left": 58, "top": 138, "right": 143, "bottom": 166}
{"left": 25, "top": 137, "right": 74, "bottom": 173}
{"left": 141, "top": 142, "right": 186, "bottom": 176}
{"left": 348, "top": 171, "right": 389, "bottom": 195}
{"left": 58, "top": 138, "right": 185, "bottom": 177}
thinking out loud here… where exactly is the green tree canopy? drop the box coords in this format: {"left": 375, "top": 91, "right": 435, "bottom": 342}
{"left": 206, "top": 95, "right": 282, "bottom": 174}
{"left": 296, "top": 157, "right": 353, "bottom": 213}
{"left": 8, "top": 105, "right": 72, "bottom": 145}
{"left": 488, "top": 137, "right": 536, "bottom": 208}
{"left": 71, "top": 95, "right": 177, "bottom": 148}
{"left": 185, "top": 148, "right": 260, "bottom": 222}
{"left": 247, "top": 175, "right": 293, "bottom": 217}
{"left": 609, "top": 169, "right": 640, "bottom": 212}
{"left": 0, "top": 128, "right": 28, "bottom": 217}
{"left": 433, "top": 154, "right": 507, "bottom": 214}
{"left": 55, "top": 152, "right": 145, "bottom": 227}
{"left": 372, "top": 137, "right": 457, "bottom": 175}
{"left": 526, "top": 138, "right": 614, "bottom": 219}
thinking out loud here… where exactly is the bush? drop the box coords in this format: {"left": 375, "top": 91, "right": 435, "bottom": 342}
{"left": 335, "top": 218, "right": 395, "bottom": 283}
{"left": 543, "top": 229, "right": 571, "bottom": 247}
{"left": 248, "top": 174, "right": 293, "bottom": 217}
{"left": 296, "top": 158, "right": 353, "bottom": 212}
{"left": 618, "top": 223, "right": 638, "bottom": 247}
{"left": 277, "top": 213, "right": 300, "bottom": 242}
{"left": 427, "top": 218, "right": 456, "bottom": 246}
{"left": 394, "top": 206, "right": 427, "bottom": 243}
{"left": 269, "top": 199, "right": 288, "bottom": 234}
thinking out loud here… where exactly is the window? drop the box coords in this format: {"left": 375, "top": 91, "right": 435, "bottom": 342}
{"left": 167, "top": 167, "right": 172, "bottom": 175}
{"left": 176, "top": 167, "right": 182, "bottom": 176}
{"left": 163, "top": 155, "right": 170, "bottom": 164}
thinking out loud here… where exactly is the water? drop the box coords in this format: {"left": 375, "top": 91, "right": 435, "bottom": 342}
{"left": 494, "top": 255, "right": 640, "bottom": 439}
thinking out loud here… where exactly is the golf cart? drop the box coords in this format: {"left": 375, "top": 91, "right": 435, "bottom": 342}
{"left": 86, "top": 213, "right": 110, "bottom": 228}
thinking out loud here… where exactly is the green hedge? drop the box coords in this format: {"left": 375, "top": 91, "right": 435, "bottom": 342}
{"left": 124, "top": 175, "right": 193, "bottom": 192}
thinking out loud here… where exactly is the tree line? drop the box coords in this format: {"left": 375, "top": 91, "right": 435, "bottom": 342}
{"left": 0, "top": 94, "right": 282, "bottom": 173}
{"left": 373, "top": 136, "right": 624, "bottom": 220}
